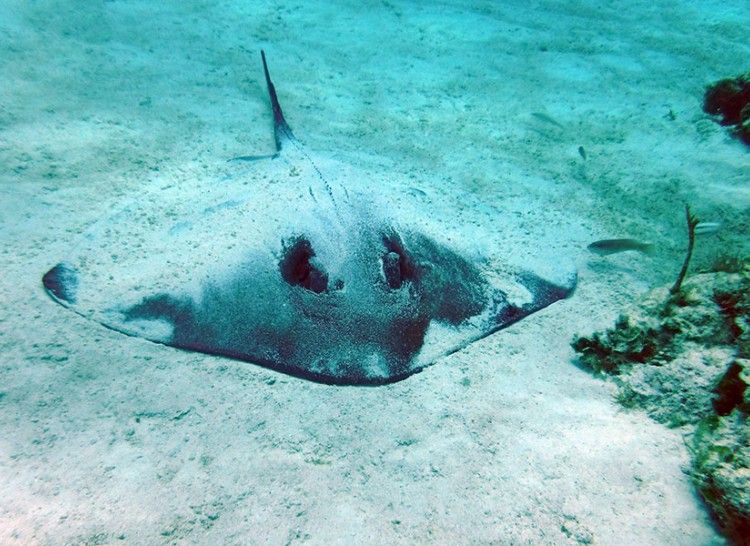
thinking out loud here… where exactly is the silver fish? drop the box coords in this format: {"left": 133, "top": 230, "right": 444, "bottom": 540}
{"left": 695, "top": 222, "right": 721, "bottom": 235}
{"left": 587, "top": 239, "right": 654, "bottom": 256}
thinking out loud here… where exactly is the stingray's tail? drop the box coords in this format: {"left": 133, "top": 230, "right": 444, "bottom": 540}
{"left": 261, "top": 50, "right": 295, "bottom": 151}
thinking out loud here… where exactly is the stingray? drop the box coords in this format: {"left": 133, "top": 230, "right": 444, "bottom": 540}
{"left": 42, "top": 51, "right": 577, "bottom": 385}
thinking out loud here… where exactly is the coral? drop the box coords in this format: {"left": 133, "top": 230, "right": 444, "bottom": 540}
{"left": 713, "top": 359, "right": 750, "bottom": 416}
{"left": 572, "top": 267, "right": 750, "bottom": 543}
{"left": 690, "top": 396, "right": 750, "bottom": 546}
{"left": 571, "top": 314, "right": 674, "bottom": 374}
{"left": 615, "top": 344, "right": 736, "bottom": 427}
{"left": 704, "top": 73, "right": 750, "bottom": 125}
{"left": 571, "top": 270, "right": 747, "bottom": 384}
{"left": 740, "top": 103, "right": 750, "bottom": 145}
{"left": 703, "top": 73, "right": 750, "bottom": 146}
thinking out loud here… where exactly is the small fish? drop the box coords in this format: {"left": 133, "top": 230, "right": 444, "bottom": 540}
{"left": 695, "top": 222, "right": 721, "bottom": 235}
{"left": 531, "top": 112, "right": 564, "bottom": 128}
{"left": 578, "top": 146, "right": 587, "bottom": 160}
{"left": 587, "top": 238, "right": 654, "bottom": 256}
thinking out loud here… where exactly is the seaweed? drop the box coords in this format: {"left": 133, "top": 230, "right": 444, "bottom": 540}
{"left": 669, "top": 205, "right": 700, "bottom": 296}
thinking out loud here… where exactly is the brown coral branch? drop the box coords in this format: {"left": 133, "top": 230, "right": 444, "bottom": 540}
{"left": 670, "top": 205, "right": 700, "bottom": 295}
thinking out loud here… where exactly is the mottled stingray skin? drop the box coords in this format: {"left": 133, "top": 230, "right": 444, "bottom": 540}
{"left": 43, "top": 52, "right": 577, "bottom": 385}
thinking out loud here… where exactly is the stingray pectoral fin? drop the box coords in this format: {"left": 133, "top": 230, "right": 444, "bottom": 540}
{"left": 122, "top": 293, "right": 196, "bottom": 343}
{"left": 42, "top": 262, "right": 79, "bottom": 304}
{"left": 519, "top": 270, "right": 577, "bottom": 308}
{"left": 493, "top": 270, "right": 577, "bottom": 330}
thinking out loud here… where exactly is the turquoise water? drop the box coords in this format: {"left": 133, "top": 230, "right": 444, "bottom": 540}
{"left": 1, "top": 1, "right": 748, "bottom": 544}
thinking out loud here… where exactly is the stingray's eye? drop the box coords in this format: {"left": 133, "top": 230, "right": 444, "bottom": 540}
{"left": 382, "top": 251, "right": 403, "bottom": 288}
{"left": 381, "top": 233, "right": 416, "bottom": 289}
{"left": 280, "top": 237, "right": 328, "bottom": 294}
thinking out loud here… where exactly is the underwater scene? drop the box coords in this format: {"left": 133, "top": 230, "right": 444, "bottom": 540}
{"left": 1, "top": 1, "right": 748, "bottom": 544}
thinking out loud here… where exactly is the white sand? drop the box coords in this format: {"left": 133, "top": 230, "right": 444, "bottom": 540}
{"left": 1, "top": 1, "right": 748, "bottom": 544}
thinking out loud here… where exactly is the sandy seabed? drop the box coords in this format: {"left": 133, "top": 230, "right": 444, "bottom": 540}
{"left": 1, "top": 1, "right": 748, "bottom": 544}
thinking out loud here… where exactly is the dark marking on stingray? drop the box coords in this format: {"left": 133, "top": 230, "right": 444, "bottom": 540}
{"left": 119, "top": 228, "right": 492, "bottom": 385}
{"left": 42, "top": 263, "right": 78, "bottom": 304}
{"left": 381, "top": 232, "right": 418, "bottom": 290}
{"left": 280, "top": 236, "right": 330, "bottom": 294}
